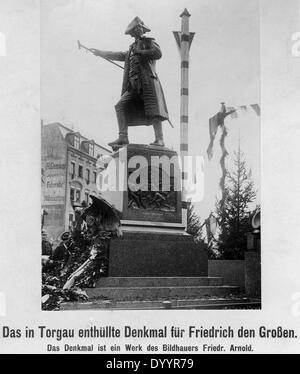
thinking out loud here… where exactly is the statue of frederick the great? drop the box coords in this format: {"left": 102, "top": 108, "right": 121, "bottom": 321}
{"left": 90, "top": 16, "right": 169, "bottom": 148}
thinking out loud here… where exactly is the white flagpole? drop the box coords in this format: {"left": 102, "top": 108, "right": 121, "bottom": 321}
{"left": 173, "top": 8, "right": 195, "bottom": 230}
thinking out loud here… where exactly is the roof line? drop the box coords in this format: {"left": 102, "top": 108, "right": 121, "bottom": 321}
{"left": 43, "top": 122, "right": 111, "bottom": 153}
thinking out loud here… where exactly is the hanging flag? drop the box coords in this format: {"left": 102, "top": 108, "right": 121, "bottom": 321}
{"left": 206, "top": 103, "right": 233, "bottom": 217}
{"left": 219, "top": 125, "right": 229, "bottom": 206}
{"left": 207, "top": 104, "right": 235, "bottom": 160}
{"left": 226, "top": 107, "right": 238, "bottom": 118}
{"left": 207, "top": 113, "right": 221, "bottom": 160}
{"left": 250, "top": 104, "right": 261, "bottom": 116}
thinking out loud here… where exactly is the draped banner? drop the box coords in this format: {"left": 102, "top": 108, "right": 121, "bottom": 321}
{"left": 207, "top": 102, "right": 260, "bottom": 160}
{"left": 206, "top": 102, "right": 260, "bottom": 214}
{"left": 250, "top": 103, "right": 261, "bottom": 116}
{"left": 226, "top": 107, "right": 238, "bottom": 118}
{"left": 206, "top": 104, "right": 236, "bottom": 160}
{"left": 219, "top": 103, "right": 261, "bottom": 119}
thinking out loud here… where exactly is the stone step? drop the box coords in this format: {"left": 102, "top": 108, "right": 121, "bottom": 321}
{"left": 61, "top": 298, "right": 260, "bottom": 311}
{"left": 85, "top": 285, "right": 239, "bottom": 301}
{"left": 95, "top": 277, "right": 224, "bottom": 288}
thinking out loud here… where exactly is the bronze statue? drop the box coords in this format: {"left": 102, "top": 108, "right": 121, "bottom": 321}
{"left": 90, "top": 17, "right": 169, "bottom": 148}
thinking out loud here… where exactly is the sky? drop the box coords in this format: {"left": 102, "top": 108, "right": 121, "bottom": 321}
{"left": 41, "top": 0, "right": 261, "bottom": 219}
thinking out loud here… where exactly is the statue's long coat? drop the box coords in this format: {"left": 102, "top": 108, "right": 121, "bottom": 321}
{"left": 99, "top": 37, "right": 169, "bottom": 126}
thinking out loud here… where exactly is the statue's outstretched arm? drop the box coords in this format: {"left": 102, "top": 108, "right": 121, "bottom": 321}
{"left": 90, "top": 49, "right": 127, "bottom": 61}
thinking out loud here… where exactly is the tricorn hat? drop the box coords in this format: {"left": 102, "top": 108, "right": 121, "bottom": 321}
{"left": 125, "top": 16, "right": 150, "bottom": 35}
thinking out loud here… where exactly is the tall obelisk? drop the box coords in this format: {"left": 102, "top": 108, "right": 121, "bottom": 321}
{"left": 173, "top": 8, "right": 195, "bottom": 228}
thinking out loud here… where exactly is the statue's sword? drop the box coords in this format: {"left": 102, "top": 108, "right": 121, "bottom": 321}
{"left": 77, "top": 40, "right": 124, "bottom": 70}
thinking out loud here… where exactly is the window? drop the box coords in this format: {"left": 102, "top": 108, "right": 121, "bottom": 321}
{"left": 93, "top": 171, "right": 97, "bottom": 183}
{"left": 78, "top": 165, "right": 83, "bottom": 178}
{"left": 86, "top": 168, "right": 90, "bottom": 184}
{"left": 75, "top": 189, "right": 81, "bottom": 202}
{"left": 85, "top": 192, "right": 89, "bottom": 204}
{"left": 71, "top": 162, "right": 75, "bottom": 178}
{"left": 98, "top": 174, "right": 103, "bottom": 189}
{"left": 89, "top": 143, "right": 94, "bottom": 157}
{"left": 74, "top": 136, "right": 80, "bottom": 149}
{"left": 70, "top": 188, "right": 75, "bottom": 202}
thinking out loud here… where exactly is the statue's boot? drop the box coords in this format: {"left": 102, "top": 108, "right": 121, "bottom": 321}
{"left": 108, "top": 134, "right": 129, "bottom": 147}
{"left": 108, "top": 111, "right": 129, "bottom": 147}
{"left": 151, "top": 122, "right": 165, "bottom": 147}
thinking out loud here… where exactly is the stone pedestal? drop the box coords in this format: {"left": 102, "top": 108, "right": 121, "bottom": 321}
{"left": 99, "top": 143, "right": 207, "bottom": 277}
{"left": 245, "top": 251, "right": 261, "bottom": 297}
{"left": 109, "top": 231, "right": 207, "bottom": 277}
{"left": 100, "top": 144, "right": 182, "bottom": 224}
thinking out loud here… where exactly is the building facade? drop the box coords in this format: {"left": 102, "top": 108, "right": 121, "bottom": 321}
{"left": 41, "top": 122, "right": 111, "bottom": 241}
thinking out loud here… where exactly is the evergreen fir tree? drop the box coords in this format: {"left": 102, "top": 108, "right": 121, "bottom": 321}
{"left": 187, "top": 203, "right": 203, "bottom": 242}
{"left": 216, "top": 148, "right": 256, "bottom": 259}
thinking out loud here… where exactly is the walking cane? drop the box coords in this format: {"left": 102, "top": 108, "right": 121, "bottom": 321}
{"left": 77, "top": 40, "right": 124, "bottom": 70}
